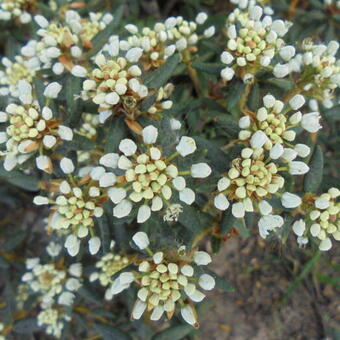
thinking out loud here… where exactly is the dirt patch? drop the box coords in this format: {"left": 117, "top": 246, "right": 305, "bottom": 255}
{"left": 199, "top": 236, "right": 340, "bottom": 340}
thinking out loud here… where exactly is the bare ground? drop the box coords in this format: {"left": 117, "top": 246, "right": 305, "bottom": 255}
{"left": 199, "top": 236, "right": 340, "bottom": 340}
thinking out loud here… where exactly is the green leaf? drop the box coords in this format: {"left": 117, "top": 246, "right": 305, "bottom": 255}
{"left": 221, "top": 209, "right": 235, "bottom": 235}
{"left": 178, "top": 205, "right": 203, "bottom": 234}
{"left": 87, "top": 6, "right": 124, "bottom": 58}
{"left": 97, "top": 214, "right": 111, "bottom": 253}
{"left": 304, "top": 145, "right": 324, "bottom": 193}
{"left": 94, "top": 323, "right": 132, "bottom": 340}
{"left": 151, "top": 324, "right": 193, "bottom": 340}
{"left": 105, "top": 118, "right": 128, "bottom": 153}
{"left": 144, "top": 54, "right": 181, "bottom": 88}
{"left": 192, "top": 62, "right": 224, "bottom": 75}
{"left": 33, "top": 77, "right": 46, "bottom": 108}
{"left": 13, "top": 317, "right": 40, "bottom": 334}
{"left": 0, "top": 165, "right": 39, "bottom": 192}
{"left": 234, "top": 219, "right": 250, "bottom": 239}
{"left": 64, "top": 75, "right": 82, "bottom": 124}
{"left": 267, "top": 78, "right": 294, "bottom": 91}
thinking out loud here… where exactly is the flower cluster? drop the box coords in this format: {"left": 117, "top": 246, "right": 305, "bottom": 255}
{"left": 0, "top": 81, "right": 73, "bottom": 172}
{"left": 122, "top": 13, "right": 215, "bottom": 70}
{"left": 100, "top": 125, "right": 211, "bottom": 223}
{"left": 214, "top": 92, "right": 317, "bottom": 237}
{"left": 22, "top": 11, "right": 113, "bottom": 76}
{"left": 221, "top": 5, "right": 290, "bottom": 82}
{"left": 0, "top": 0, "right": 32, "bottom": 24}
{"left": 292, "top": 188, "right": 340, "bottom": 251}
{"left": 274, "top": 40, "right": 340, "bottom": 104}
{"left": 238, "top": 93, "right": 320, "bottom": 152}
{"left": 100, "top": 232, "right": 215, "bottom": 327}
{"left": 89, "top": 241, "right": 131, "bottom": 299}
{"left": 34, "top": 158, "right": 105, "bottom": 256}
{"left": 21, "top": 258, "right": 82, "bottom": 337}
{"left": 80, "top": 49, "right": 173, "bottom": 121}
{"left": 0, "top": 55, "right": 40, "bottom": 97}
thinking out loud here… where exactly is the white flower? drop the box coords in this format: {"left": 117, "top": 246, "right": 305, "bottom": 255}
{"left": 33, "top": 196, "right": 49, "bottom": 205}
{"left": 232, "top": 202, "right": 245, "bottom": 218}
{"left": 58, "top": 126, "right": 73, "bottom": 141}
{"left": 319, "top": 238, "right": 332, "bottom": 251}
{"left": 34, "top": 15, "right": 49, "bottom": 28}
{"left": 142, "top": 125, "right": 158, "bottom": 144}
{"left": 250, "top": 130, "right": 268, "bottom": 148}
{"left": 281, "top": 192, "right": 302, "bottom": 208}
{"left": 221, "top": 67, "right": 235, "bottom": 81}
{"left": 239, "top": 116, "right": 250, "bottom": 129}
{"left": 113, "top": 199, "right": 132, "bottom": 218}
{"left": 126, "top": 47, "right": 143, "bottom": 62}
{"left": 204, "top": 26, "right": 215, "bottom": 38}
{"left": 294, "top": 144, "right": 310, "bottom": 158}
{"left": 195, "top": 12, "right": 208, "bottom": 24}
{"left": 100, "top": 153, "right": 119, "bottom": 168}
{"left": 58, "top": 292, "right": 75, "bottom": 306}
{"left": 289, "top": 161, "right": 310, "bottom": 175}
{"left": 132, "top": 300, "right": 147, "bottom": 320}
{"left": 214, "top": 194, "right": 230, "bottom": 211}
{"left": 198, "top": 274, "right": 215, "bottom": 290}
{"left": 263, "top": 94, "right": 276, "bottom": 108}
{"left": 46, "top": 242, "right": 62, "bottom": 257}
{"left": 221, "top": 51, "right": 234, "bottom": 64}
{"left": 179, "top": 188, "right": 195, "bottom": 205}
{"left": 194, "top": 251, "right": 211, "bottom": 265}
{"left": 292, "top": 219, "right": 305, "bottom": 237}
{"left": 132, "top": 232, "right": 150, "bottom": 250}
{"left": 69, "top": 263, "right": 82, "bottom": 277}
{"left": 258, "top": 215, "right": 284, "bottom": 238}
{"left": 119, "top": 139, "right": 137, "bottom": 156}
{"left": 60, "top": 158, "right": 75, "bottom": 174}
{"left": 191, "top": 163, "right": 211, "bottom": 178}
{"left": 270, "top": 144, "right": 284, "bottom": 159}
{"left": 181, "top": 305, "right": 197, "bottom": 326}
{"left": 36, "top": 155, "right": 52, "bottom": 173}
{"left": 315, "top": 197, "right": 330, "bottom": 210}
{"left": 137, "top": 205, "right": 151, "bottom": 223}
{"left": 273, "top": 63, "right": 290, "bottom": 78}
{"left": 71, "top": 65, "right": 87, "bottom": 78}
{"left": 258, "top": 200, "right": 272, "bottom": 216}
{"left": 301, "top": 112, "right": 321, "bottom": 133}
{"left": 176, "top": 136, "right": 197, "bottom": 156}
{"left": 44, "top": 82, "right": 62, "bottom": 98}
{"left": 289, "top": 94, "right": 305, "bottom": 110}
{"left": 65, "top": 235, "right": 80, "bottom": 257}
{"left": 280, "top": 46, "right": 296, "bottom": 61}
{"left": 89, "top": 237, "right": 101, "bottom": 255}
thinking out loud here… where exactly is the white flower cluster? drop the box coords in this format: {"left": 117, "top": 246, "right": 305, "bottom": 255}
{"left": 221, "top": 5, "right": 290, "bottom": 82}
{"left": 0, "top": 55, "right": 40, "bottom": 97}
{"left": 99, "top": 125, "right": 211, "bottom": 223}
{"left": 121, "top": 13, "right": 214, "bottom": 70}
{"left": 34, "top": 158, "right": 104, "bottom": 256}
{"left": 102, "top": 232, "right": 215, "bottom": 327}
{"left": 0, "top": 81, "right": 73, "bottom": 172}
{"left": 214, "top": 93, "right": 317, "bottom": 238}
{"left": 21, "top": 11, "right": 113, "bottom": 76}
{"left": 0, "top": 0, "right": 32, "bottom": 24}
{"left": 274, "top": 40, "right": 340, "bottom": 104}
{"left": 80, "top": 49, "right": 174, "bottom": 122}
{"left": 76, "top": 113, "right": 100, "bottom": 140}
{"left": 238, "top": 93, "right": 320, "bottom": 156}
{"left": 292, "top": 188, "right": 340, "bottom": 251}
{"left": 89, "top": 241, "right": 131, "bottom": 299}
{"left": 21, "top": 258, "right": 82, "bottom": 337}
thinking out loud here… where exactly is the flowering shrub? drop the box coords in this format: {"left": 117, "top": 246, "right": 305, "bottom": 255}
{"left": 0, "top": 0, "right": 339, "bottom": 338}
